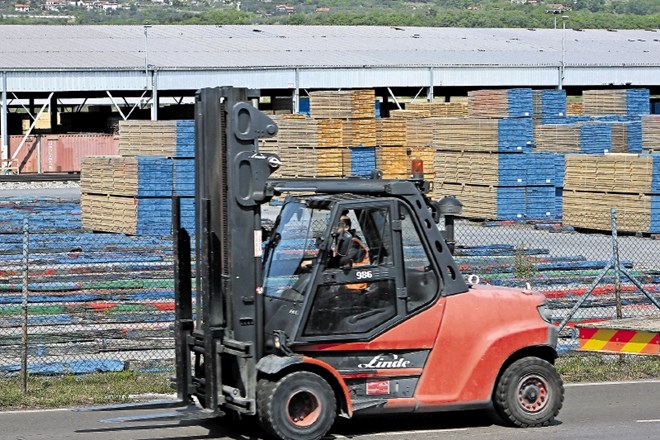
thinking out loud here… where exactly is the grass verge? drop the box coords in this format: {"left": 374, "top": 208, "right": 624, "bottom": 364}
{"left": 0, "top": 370, "right": 172, "bottom": 410}
{"left": 1, "top": 355, "right": 660, "bottom": 410}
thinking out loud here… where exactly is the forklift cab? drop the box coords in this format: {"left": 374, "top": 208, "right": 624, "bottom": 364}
{"left": 262, "top": 194, "right": 442, "bottom": 349}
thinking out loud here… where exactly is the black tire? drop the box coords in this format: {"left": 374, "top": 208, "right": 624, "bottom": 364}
{"left": 493, "top": 356, "right": 564, "bottom": 427}
{"left": 257, "top": 371, "right": 336, "bottom": 440}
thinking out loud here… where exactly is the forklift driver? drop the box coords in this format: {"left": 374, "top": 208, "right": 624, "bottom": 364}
{"left": 330, "top": 216, "right": 368, "bottom": 270}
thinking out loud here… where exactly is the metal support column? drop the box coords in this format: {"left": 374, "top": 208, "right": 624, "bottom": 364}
{"left": 428, "top": 68, "right": 435, "bottom": 102}
{"left": 293, "top": 68, "right": 300, "bottom": 114}
{"left": 50, "top": 94, "right": 58, "bottom": 134}
{"left": 151, "top": 70, "right": 158, "bottom": 121}
{"left": 1, "top": 72, "right": 8, "bottom": 170}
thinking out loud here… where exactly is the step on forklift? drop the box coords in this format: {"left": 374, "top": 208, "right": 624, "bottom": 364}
{"left": 85, "top": 87, "right": 564, "bottom": 440}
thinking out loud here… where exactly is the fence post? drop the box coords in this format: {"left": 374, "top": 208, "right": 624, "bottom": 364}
{"left": 611, "top": 208, "right": 623, "bottom": 319}
{"left": 21, "top": 218, "right": 29, "bottom": 393}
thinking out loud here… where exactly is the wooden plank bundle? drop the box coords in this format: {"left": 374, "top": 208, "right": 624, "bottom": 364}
{"left": 642, "top": 115, "right": 660, "bottom": 151}
{"left": 606, "top": 121, "right": 642, "bottom": 153}
{"left": 564, "top": 153, "right": 660, "bottom": 195}
{"left": 434, "top": 151, "right": 526, "bottom": 187}
{"left": 562, "top": 190, "right": 660, "bottom": 233}
{"left": 81, "top": 194, "right": 195, "bottom": 235}
{"left": 534, "top": 122, "right": 611, "bottom": 154}
{"left": 118, "top": 120, "right": 195, "bottom": 158}
{"left": 342, "top": 118, "right": 376, "bottom": 147}
{"left": 433, "top": 118, "right": 533, "bottom": 153}
{"left": 563, "top": 153, "right": 660, "bottom": 233}
{"left": 376, "top": 146, "right": 434, "bottom": 179}
{"left": 532, "top": 90, "right": 566, "bottom": 119}
{"left": 582, "top": 89, "right": 650, "bottom": 116}
{"left": 467, "top": 89, "right": 533, "bottom": 118}
{"left": 277, "top": 118, "right": 343, "bottom": 148}
{"left": 405, "top": 102, "right": 468, "bottom": 117}
{"left": 376, "top": 118, "right": 433, "bottom": 147}
{"left": 389, "top": 109, "right": 430, "bottom": 119}
{"left": 432, "top": 182, "right": 525, "bottom": 220}
{"left": 309, "top": 89, "right": 375, "bottom": 119}
{"left": 566, "top": 102, "right": 583, "bottom": 116}
{"left": 273, "top": 146, "right": 345, "bottom": 178}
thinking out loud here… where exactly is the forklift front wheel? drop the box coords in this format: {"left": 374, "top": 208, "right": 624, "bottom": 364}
{"left": 257, "top": 371, "right": 337, "bottom": 440}
{"left": 493, "top": 356, "right": 564, "bottom": 427}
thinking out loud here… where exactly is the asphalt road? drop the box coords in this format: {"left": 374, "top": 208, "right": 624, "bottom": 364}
{"left": 1, "top": 380, "right": 659, "bottom": 440}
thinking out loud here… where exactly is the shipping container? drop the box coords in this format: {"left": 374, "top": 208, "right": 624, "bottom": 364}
{"left": 8, "top": 134, "right": 119, "bottom": 174}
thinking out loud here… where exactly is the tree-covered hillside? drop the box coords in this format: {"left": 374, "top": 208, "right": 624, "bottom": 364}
{"left": 0, "top": 0, "right": 658, "bottom": 28}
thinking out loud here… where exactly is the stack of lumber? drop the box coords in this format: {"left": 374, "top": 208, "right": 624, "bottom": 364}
{"left": 376, "top": 118, "right": 433, "bottom": 147}
{"left": 82, "top": 120, "right": 196, "bottom": 235}
{"left": 274, "top": 146, "right": 345, "bottom": 178}
{"left": 376, "top": 119, "right": 407, "bottom": 146}
{"left": 277, "top": 118, "right": 343, "bottom": 148}
{"left": 533, "top": 90, "right": 566, "bottom": 121}
{"left": 81, "top": 193, "right": 195, "bottom": 235}
{"left": 349, "top": 147, "right": 377, "bottom": 177}
{"left": 606, "top": 121, "right": 643, "bottom": 153}
{"left": 582, "top": 89, "right": 650, "bottom": 116}
{"left": 433, "top": 118, "right": 533, "bottom": 153}
{"left": 467, "top": 89, "right": 533, "bottom": 118}
{"left": 405, "top": 102, "right": 468, "bottom": 117}
{"left": 563, "top": 153, "right": 660, "bottom": 233}
{"left": 118, "top": 120, "right": 195, "bottom": 157}
{"left": 642, "top": 115, "right": 660, "bottom": 151}
{"left": 389, "top": 109, "right": 430, "bottom": 119}
{"left": 342, "top": 119, "right": 376, "bottom": 147}
{"left": 566, "top": 102, "right": 583, "bottom": 116}
{"left": 434, "top": 151, "right": 559, "bottom": 220}
{"left": 434, "top": 151, "right": 526, "bottom": 187}
{"left": 377, "top": 146, "right": 434, "bottom": 179}
{"left": 534, "top": 123, "right": 611, "bottom": 154}
{"left": 309, "top": 89, "right": 375, "bottom": 119}
{"left": 432, "top": 182, "right": 525, "bottom": 220}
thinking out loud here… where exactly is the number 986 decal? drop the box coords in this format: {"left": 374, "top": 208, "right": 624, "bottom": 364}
{"left": 355, "top": 270, "right": 373, "bottom": 280}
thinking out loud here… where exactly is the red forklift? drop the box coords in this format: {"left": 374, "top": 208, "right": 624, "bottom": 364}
{"left": 92, "top": 87, "right": 563, "bottom": 440}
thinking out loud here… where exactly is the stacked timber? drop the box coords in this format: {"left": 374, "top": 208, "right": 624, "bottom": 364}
{"left": 308, "top": 89, "right": 375, "bottom": 119}
{"left": 534, "top": 123, "right": 612, "bottom": 154}
{"left": 405, "top": 102, "right": 468, "bottom": 117}
{"left": 82, "top": 120, "right": 196, "bottom": 235}
{"left": 118, "top": 120, "right": 194, "bottom": 157}
{"left": 532, "top": 90, "right": 567, "bottom": 120}
{"left": 432, "top": 118, "right": 533, "bottom": 153}
{"left": 582, "top": 89, "right": 650, "bottom": 116}
{"left": 433, "top": 151, "right": 558, "bottom": 220}
{"left": 432, "top": 182, "right": 526, "bottom": 220}
{"left": 377, "top": 146, "right": 434, "bottom": 179}
{"left": 277, "top": 118, "right": 343, "bottom": 148}
{"left": 274, "top": 146, "right": 345, "bottom": 178}
{"left": 342, "top": 119, "right": 376, "bottom": 147}
{"left": 375, "top": 118, "right": 433, "bottom": 147}
{"left": 563, "top": 153, "right": 660, "bottom": 233}
{"left": 467, "top": 89, "right": 533, "bottom": 118}
{"left": 566, "top": 102, "right": 583, "bottom": 116}
{"left": 389, "top": 109, "right": 430, "bottom": 119}
{"left": 349, "top": 147, "right": 377, "bottom": 177}
{"left": 642, "top": 115, "right": 660, "bottom": 151}
{"left": 606, "top": 121, "right": 643, "bottom": 153}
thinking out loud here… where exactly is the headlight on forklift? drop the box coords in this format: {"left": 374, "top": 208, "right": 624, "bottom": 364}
{"left": 273, "top": 335, "right": 282, "bottom": 350}
{"left": 537, "top": 303, "right": 554, "bottom": 324}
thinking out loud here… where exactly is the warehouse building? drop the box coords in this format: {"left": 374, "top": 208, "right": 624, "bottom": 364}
{"left": 1, "top": 24, "right": 659, "bottom": 173}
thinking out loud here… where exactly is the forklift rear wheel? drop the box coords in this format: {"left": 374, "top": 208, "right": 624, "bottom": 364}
{"left": 493, "top": 356, "right": 564, "bottom": 427}
{"left": 257, "top": 371, "right": 336, "bottom": 440}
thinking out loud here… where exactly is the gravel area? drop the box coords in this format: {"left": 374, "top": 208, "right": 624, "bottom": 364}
{"left": 0, "top": 181, "right": 81, "bottom": 199}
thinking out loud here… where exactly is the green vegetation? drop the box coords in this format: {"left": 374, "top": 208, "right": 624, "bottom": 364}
{"left": 557, "top": 353, "right": 660, "bottom": 383}
{"left": 0, "top": 370, "right": 172, "bottom": 410}
{"left": 1, "top": 355, "right": 659, "bottom": 410}
{"left": 513, "top": 242, "right": 538, "bottom": 279}
{"left": 0, "top": 0, "right": 657, "bottom": 28}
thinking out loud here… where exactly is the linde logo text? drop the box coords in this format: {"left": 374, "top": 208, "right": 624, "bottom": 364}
{"left": 358, "top": 354, "right": 411, "bottom": 369}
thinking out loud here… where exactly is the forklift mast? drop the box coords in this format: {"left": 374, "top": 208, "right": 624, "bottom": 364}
{"left": 176, "top": 87, "right": 280, "bottom": 415}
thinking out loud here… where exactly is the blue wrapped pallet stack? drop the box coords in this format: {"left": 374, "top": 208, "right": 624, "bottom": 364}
{"left": 349, "top": 147, "right": 376, "bottom": 177}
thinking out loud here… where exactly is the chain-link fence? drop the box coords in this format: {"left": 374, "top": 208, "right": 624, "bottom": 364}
{"left": 2, "top": 196, "right": 660, "bottom": 381}
{"left": 0, "top": 196, "right": 177, "bottom": 380}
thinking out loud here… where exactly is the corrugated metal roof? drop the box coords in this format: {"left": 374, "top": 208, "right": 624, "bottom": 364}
{"left": 0, "top": 25, "right": 658, "bottom": 70}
